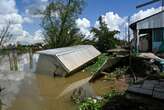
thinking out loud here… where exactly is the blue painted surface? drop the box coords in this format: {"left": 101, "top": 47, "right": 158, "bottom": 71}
{"left": 152, "top": 28, "right": 164, "bottom": 52}
{"left": 156, "top": 60, "right": 164, "bottom": 72}
{"left": 153, "top": 42, "right": 162, "bottom": 50}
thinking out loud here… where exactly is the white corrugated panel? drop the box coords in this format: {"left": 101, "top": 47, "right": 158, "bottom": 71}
{"left": 37, "top": 45, "right": 84, "bottom": 56}
{"left": 137, "top": 11, "right": 164, "bottom": 29}
{"left": 37, "top": 45, "right": 101, "bottom": 73}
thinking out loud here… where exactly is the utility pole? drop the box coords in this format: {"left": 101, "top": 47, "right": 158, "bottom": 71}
{"left": 128, "top": 16, "right": 131, "bottom": 44}
{"left": 136, "top": 0, "right": 161, "bottom": 8}
{"left": 162, "top": 0, "right": 164, "bottom": 10}
{"left": 136, "top": 0, "right": 163, "bottom": 11}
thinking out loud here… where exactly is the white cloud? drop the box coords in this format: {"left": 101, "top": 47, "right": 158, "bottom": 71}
{"left": 41, "top": 0, "right": 48, "bottom": 2}
{"left": 101, "top": 12, "right": 126, "bottom": 31}
{"left": 76, "top": 18, "right": 91, "bottom": 28}
{"left": 0, "top": 0, "right": 47, "bottom": 45}
{"left": 130, "top": 7, "right": 162, "bottom": 23}
{"left": 95, "top": 12, "right": 128, "bottom": 40}
{"left": 20, "top": 29, "right": 44, "bottom": 45}
{"left": 23, "top": 17, "right": 33, "bottom": 23}
{"left": 76, "top": 13, "right": 128, "bottom": 40}
{"left": 33, "top": 29, "right": 44, "bottom": 43}
{"left": 76, "top": 18, "right": 92, "bottom": 38}
{"left": 0, "top": 0, "right": 30, "bottom": 45}
{"left": 25, "top": 0, "right": 49, "bottom": 18}
{"left": 0, "top": 0, "right": 23, "bottom": 25}
{"left": 0, "top": 13, "right": 23, "bottom": 24}
{"left": 0, "top": 0, "right": 17, "bottom": 14}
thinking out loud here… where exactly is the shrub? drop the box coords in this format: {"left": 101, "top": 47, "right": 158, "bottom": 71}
{"left": 78, "top": 90, "right": 122, "bottom": 110}
{"left": 85, "top": 53, "right": 109, "bottom": 74}
{"left": 105, "top": 66, "right": 128, "bottom": 80}
{"left": 78, "top": 97, "right": 102, "bottom": 110}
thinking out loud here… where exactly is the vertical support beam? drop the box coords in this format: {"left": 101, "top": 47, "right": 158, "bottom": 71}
{"left": 136, "top": 29, "right": 140, "bottom": 53}
{"left": 162, "top": 0, "right": 164, "bottom": 10}
{"left": 128, "top": 16, "right": 131, "bottom": 43}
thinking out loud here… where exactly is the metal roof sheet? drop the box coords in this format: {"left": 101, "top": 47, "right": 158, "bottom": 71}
{"left": 37, "top": 45, "right": 101, "bottom": 72}
{"left": 137, "top": 11, "right": 164, "bottom": 29}
{"left": 130, "top": 10, "right": 164, "bottom": 30}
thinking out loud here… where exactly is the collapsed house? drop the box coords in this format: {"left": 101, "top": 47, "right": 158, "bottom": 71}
{"left": 35, "top": 45, "right": 101, "bottom": 76}
{"left": 130, "top": 10, "right": 164, "bottom": 53}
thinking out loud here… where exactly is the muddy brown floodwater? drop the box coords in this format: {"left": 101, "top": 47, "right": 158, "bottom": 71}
{"left": 8, "top": 71, "right": 127, "bottom": 110}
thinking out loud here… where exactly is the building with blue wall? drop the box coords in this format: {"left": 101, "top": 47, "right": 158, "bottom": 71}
{"left": 130, "top": 10, "right": 164, "bottom": 53}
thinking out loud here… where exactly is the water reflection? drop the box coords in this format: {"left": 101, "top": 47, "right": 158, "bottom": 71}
{"left": 0, "top": 51, "right": 38, "bottom": 73}
{"left": 0, "top": 51, "right": 127, "bottom": 110}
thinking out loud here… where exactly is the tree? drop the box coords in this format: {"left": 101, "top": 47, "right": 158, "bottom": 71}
{"left": 42, "top": 0, "right": 85, "bottom": 48}
{"left": 91, "top": 16, "right": 120, "bottom": 52}
{"left": 0, "top": 21, "right": 13, "bottom": 47}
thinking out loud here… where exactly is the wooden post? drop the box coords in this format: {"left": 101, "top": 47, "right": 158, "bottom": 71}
{"left": 136, "top": 29, "right": 140, "bottom": 53}
{"left": 8, "top": 51, "right": 13, "bottom": 71}
{"left": 29, "top": 47, "right": 33, "bottom": 69}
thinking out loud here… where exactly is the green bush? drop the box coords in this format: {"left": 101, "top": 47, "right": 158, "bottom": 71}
{"left": 105, "top": 66, "right": 128, "bottom": 80}
{"left": 103, "top": 89, "right": 123, "bottom": 100}
{"left": 78, "top": 90, "right": 122, "bottom": 110}
{"left": 85, "top": 53, "right": 109, "bottom": 74}
{"left": 78, "top": 97, "right": 102, "bottom": 110}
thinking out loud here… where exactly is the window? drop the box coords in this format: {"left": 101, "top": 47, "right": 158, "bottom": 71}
{"left": 153, "top": 28, "right": 164, "bottom": 42}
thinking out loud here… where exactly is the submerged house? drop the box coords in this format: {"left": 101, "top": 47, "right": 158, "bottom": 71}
{"left": 130, "top": 10, "right": 164, "bottom": 53}
{"left": 35, "top": 45, "right": 101, "bottom": 76}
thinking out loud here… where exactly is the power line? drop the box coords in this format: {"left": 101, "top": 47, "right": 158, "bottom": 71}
{"left": 136, "top": 0, "right": 161, "bottom": 9}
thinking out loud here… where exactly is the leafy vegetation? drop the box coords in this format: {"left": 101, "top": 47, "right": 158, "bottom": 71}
{"left": 103, "top": 89, "right": 123, "bottom": 100}
{"left": 91, "top": 16, "right": 120, "bottom": 52}
{"left": 78, "top": 89, "right": 164, "bottom": 110}
{"left": 78, "top": 97, "right": 102, "bottom": 110}
{"left": 105, "top": 66, "right": 128, "bottom": 80}
{"left": 78, "top": 90, "right": 123, "bottom": 110}
{"left": 42, "top": 0, "right": 86, "bottom": 48}
{"left": 85, "top": 53, "right": 109, "bottom": 74}
{"left": 41, "top": 0, "right": 127, "bottom": 50}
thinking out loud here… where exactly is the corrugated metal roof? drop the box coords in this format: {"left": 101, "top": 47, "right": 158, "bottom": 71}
{"left": 137, "top": 11, "right": 164, "bottom": 29}
{"left": 130, "top": 10, "right": 164, "bottom": 30}
{"left": 37, "top": 45, "right": 83, "bottom": 56}
{"left": 37, "top": 45, "right": 101, "bottom": 72}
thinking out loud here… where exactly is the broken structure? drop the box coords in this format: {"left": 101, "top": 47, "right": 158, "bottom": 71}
{"left": 128, "top": 79, "right": 164, "bottom": 100}
{"left": 35, "top": 45, "right": 101, "bottom": 76}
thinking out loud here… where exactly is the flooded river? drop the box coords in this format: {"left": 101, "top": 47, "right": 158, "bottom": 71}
{"left": 8, "top": 72, "right": 127, "bottom": 110}
{"left": 0, "top": 53, "right": 127, "bottom": 110}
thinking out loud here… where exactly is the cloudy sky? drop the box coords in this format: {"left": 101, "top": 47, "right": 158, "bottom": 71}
{"left": 0, "top": 0, "right": 162, "bottom": 44}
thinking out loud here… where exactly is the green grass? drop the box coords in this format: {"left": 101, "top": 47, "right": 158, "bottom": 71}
{"left": 160, "top": 72, "right": 164, "bottom": 78}
{"left": 85, "top": 53, "right": 109, "bottom": 74}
